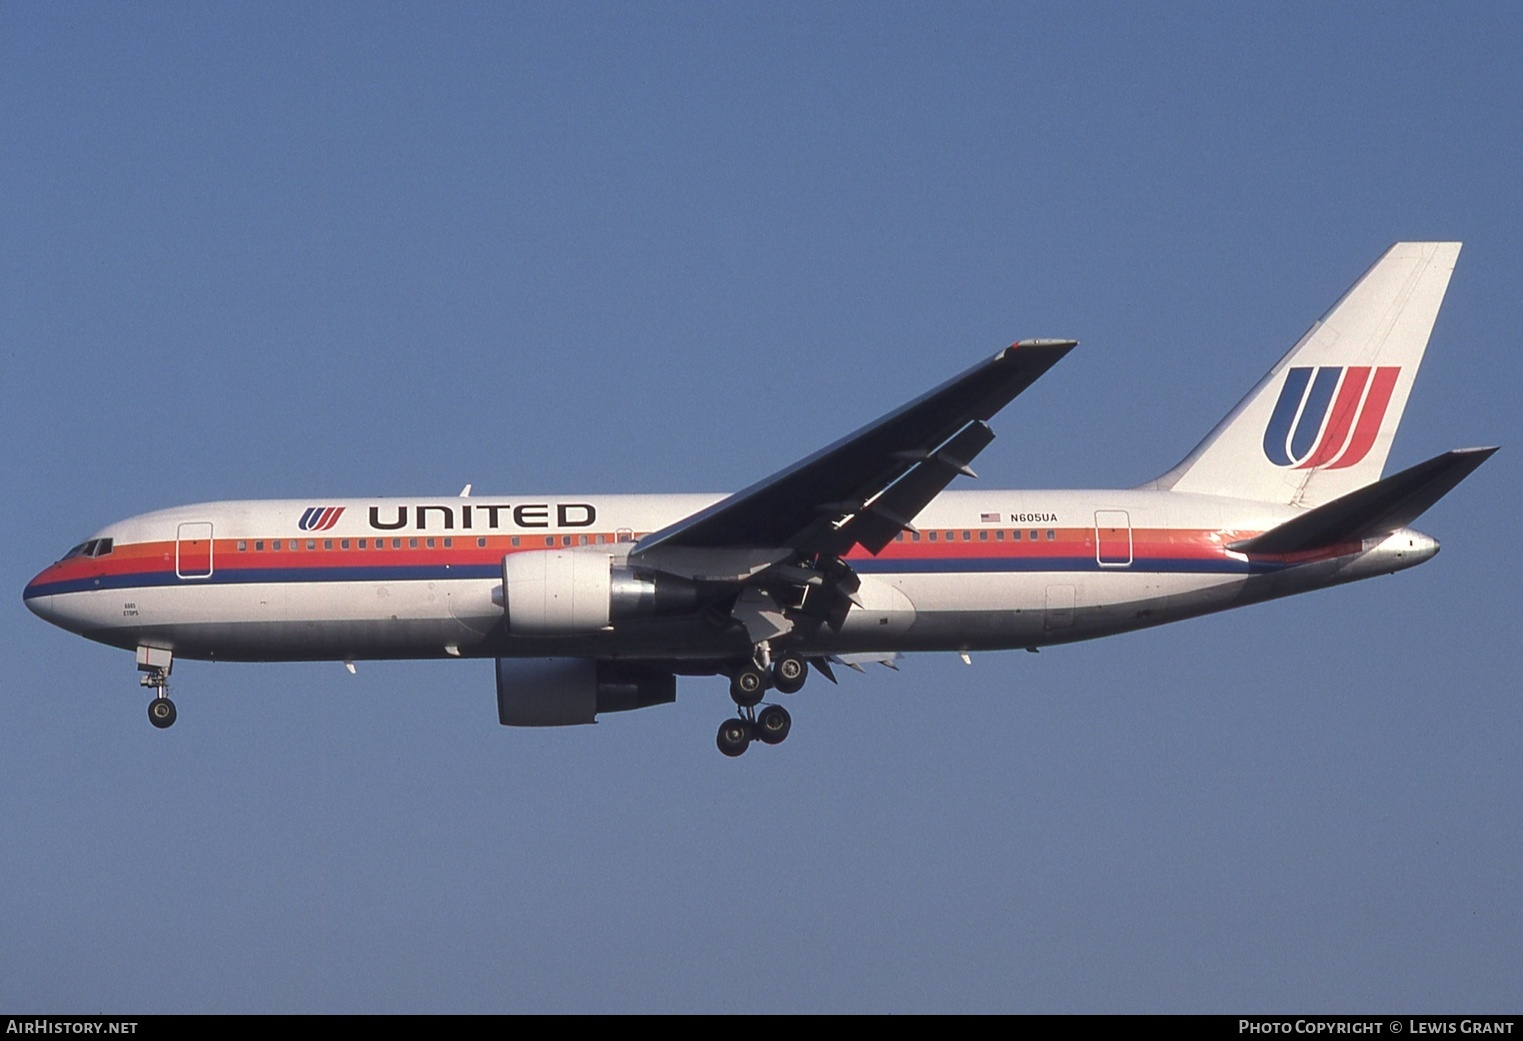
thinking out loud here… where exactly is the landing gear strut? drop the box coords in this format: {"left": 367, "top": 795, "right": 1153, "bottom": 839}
{"left": 137, "top": 646, "right": 176, "bottom": 730}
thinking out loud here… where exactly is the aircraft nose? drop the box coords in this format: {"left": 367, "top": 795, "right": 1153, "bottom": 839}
{"left": 23, "top": 570, "right": 57, "bottom": 623}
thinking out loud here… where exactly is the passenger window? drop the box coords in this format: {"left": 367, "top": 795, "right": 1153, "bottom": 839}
{"left": 544, "top": 536, "right": 555, "bottom": 547}
{"left": 255, "top": 541, "right": 265, "bottom": 551}
{"left": 477, "top": 537, "right": 486, "bottom": 548}
{"left": 426, "top": 538, "right": 436, "bottom": 549}
{"left": 341, "top": 539, "right": 350, "bottom": 550}
{"left": 409, "top": 538, "right": 418, "bottom": 549}
{"left": 237, "top": 541, "right": 247, "bottom": 552}
{"left": 979, "top": 530, "right": 988, "bottom": 541}
{"left": 392, "top": 539, "right": 401, "bottom": 549}
{"left": 1012, "top": 531, "right": 1021, "bottom": 541}
{"left": 911, "top": 532, "right": 921, "bottom": 542}
{"left": 1029, "top": 530, "right": 1039, "bottom": 541}
{"left": 443, "top": 538, "right": 452, "bottom": 548}
{"left": 305, "top": 540, "right": 315, "bottom": 550}
{"left": 962, "top": 531, "right": 970, "bottom": 541}
{"left": 324, "top": 539, "right": 333, "bottom": 550}
{"left": 995, "top": 530, "right": 1004, "bottom": 541}
{"left": 1046, "top": 530, "right": 1055, "bottom": 540}
{"left": 928, "top": 531, "right": 938, "bottom": 542}
{"left": 512, "top": 537, "right": 521, "bottom": 548}
{"left": 579, "top": 535, "right": 588, "bottom": 546}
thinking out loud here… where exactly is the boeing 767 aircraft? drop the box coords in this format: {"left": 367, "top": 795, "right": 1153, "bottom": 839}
{"left": 24, "top": 242, "right": 1494, "bottom": 755}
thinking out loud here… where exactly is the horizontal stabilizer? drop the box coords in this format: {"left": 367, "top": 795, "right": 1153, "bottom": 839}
{"left": 1229, "top": 447, "right": 1497, "bottom": 554}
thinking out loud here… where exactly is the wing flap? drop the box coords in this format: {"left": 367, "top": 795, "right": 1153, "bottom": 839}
{"left": 841, "top": 420, "right": 997, "bottom": 555}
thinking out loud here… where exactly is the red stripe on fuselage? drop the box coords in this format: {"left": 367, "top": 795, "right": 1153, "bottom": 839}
{"left": 34, "top": 526, "right": 1272, "bottom": 588}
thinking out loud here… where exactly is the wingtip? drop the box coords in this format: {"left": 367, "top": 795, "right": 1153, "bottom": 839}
{"left": 1444, "top": 445, "right": 1500, "bottom": 465}
{"left": 997, "top": 338, "right": 1079, "bottom": 361}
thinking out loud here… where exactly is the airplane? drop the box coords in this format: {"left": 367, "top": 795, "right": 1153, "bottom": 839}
{"left": 24, "top": 242, "right": 1495, "bottom": 756}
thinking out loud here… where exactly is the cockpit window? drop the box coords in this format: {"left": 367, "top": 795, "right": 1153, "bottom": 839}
{"left": 59, "top": 538, "right": 114, "bottom": 562}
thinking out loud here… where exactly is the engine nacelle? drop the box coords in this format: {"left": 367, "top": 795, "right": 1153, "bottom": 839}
{"left": 495, "top": 657, "right": 677, "bottom": 726}
{"left": 501, "top": 549, "right": 697, "bottom": 635}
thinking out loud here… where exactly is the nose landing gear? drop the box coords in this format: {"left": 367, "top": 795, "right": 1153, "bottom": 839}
{"left": 137, "top": 646, "right": 176, "bottom": 730}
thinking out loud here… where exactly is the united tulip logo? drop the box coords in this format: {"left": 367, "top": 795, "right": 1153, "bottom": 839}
{"left": 1262, "top": 366, "right": 1399, "bottom": 469}
{"left": 298, "top": 506, "right": 345, "bottom": 531}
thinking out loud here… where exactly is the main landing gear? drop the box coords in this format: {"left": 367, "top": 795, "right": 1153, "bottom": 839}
{"left": 716, "top": 653, "right": 807, "bottom": 757}
{"left": 715, "top": 704, "right": 792, "bottom": 757}
{"left": 137, "top": 646, "right": 176, "bottom": 730}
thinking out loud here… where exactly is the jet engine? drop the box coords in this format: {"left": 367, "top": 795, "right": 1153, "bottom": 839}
{"left": 501, "top": 549, "right": 697, "bottom": 635}
{"left": 495, "top": 657, "right": 677, "bottom": 726}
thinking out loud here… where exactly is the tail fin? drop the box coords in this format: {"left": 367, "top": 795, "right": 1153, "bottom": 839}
{"left": 1153, "top": 242, "right": 1461, "bottom": 506}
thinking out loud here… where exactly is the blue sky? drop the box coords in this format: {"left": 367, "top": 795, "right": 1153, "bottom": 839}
{"left": 3, "top": 3, "right": 1519, "bottom": 1012}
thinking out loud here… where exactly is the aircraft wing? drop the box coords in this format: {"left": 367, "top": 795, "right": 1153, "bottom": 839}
{"left": 632, "top": 339, "right": 1076, "bottom": 559}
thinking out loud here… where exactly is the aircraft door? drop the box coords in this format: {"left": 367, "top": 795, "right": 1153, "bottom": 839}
{"left": 176, "top": 522, "right": 214, "bottom": 579}
{"left": 1095, "top": 510, "right": 1132, "bottom": 567}
{"left": 1044, "top": 584, "right": 1075, "bottom": 630}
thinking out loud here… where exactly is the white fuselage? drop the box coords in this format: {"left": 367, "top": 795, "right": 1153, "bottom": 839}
{"left": 23, "top": 488, "right": 1438, "bottom": 664}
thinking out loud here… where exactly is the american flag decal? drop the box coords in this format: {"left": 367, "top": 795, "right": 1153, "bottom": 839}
{"left": 980, "top": 512, "right": 1001, "bottom": 523}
